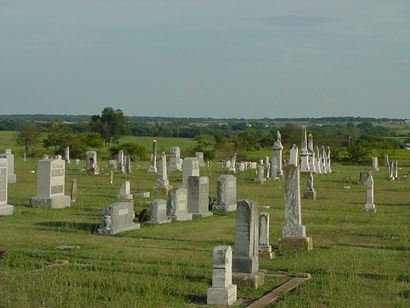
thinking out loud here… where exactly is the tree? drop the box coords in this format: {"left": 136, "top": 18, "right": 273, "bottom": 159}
{"left": 90, "top": 107, "right": 128, "bottom": 144}
{"left": 16, "top": 123, "right": 40, "bottom": 153}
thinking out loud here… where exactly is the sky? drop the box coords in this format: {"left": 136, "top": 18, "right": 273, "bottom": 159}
{"left": 0, "top": 0, "right": 409, "bottom": 118}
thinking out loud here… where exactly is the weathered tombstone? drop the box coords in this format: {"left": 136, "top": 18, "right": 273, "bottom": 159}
{"left": 384, "top": 153, "right": 389, "bottom": 168}
{"left": 30, "top": 158, "right": 71, "bottom": 208}
{"left": 250, "top": 162, "right": 257, "bottom": 169}
{"left": 307, "top": 133, "right": 316, "bottom": 173}
{"left": 70, "top": 179, "right": 77, "bottom": 203}
{"left": 0, "top": 158, "right": 13, "bottom": 215}
{"left": 303, "top": 171, "right": 316, "bottom": 200}
{"left": 182, "top": 157, "right": 200, "bottom": 187}
{"left": 117, "top": 150, "right": 125, "bottom": 173}
{"left": 259, "top": 212, "right": 273, "bottom": 259}
{"left": 75, "top": 159, "right": 80, "bottom": 165}
{"left": 187, "top": 176, "right": 212, "bottom": 217}
{"left": 117, "top": 181, "right": 133, "bottom": 200}
{"left": 359, "top": 170, "right": 369, "bottom": 184}
{"left": 64, "top": 146, "right": 70, "bottom": 164}
{"left": 232, "top": 200, "right": 264, "bottom": 289}
{"left": 255, "top": 164, "right": 265, "bottom": 184}
{"left": 289, "top": 144, "right": 298, "bottom": 166}
{"left": 321, "top": 146, "right": 327, "bottom": 174}
{"left": 23, "top": 152, "right": 26, "bottom": 161}
{"left": 109, "top": 170, "right": 114, "bottom": 184}
{"left": 364, "top": 171, "right": 376, "bottom": 212}
{"left": 393, "top": 161, "right": 398, "bottom": 179}
{"left": 0, "top": 149, "right": 16, "bottom": 183}
{"left": 148, "top": 139, "right": 158, "bottom": 173}
{"left": 214, "top": 175, "right": 237, "bottom": 212}
{"left": 85, "top": 151, "right": 100, "bottom": 175}
{"left": 238, "top": 162, "right": 245, "bottom": 172}
{"left": 55, "top": 154, "right": 62, "bottom": 160}
{"left": 168, "top": 147, "right": 182, "bottom": 171}
{"left": 150, "top": 199, "right": 171, "bottom": 224}
{"left": 300, "top": 126, "right": 310, "bottom": 173}
{"left": 97, "top": 202, "right": 140, "bottom": 234}
{"left": 225, "top": 160, "right": 231, "bottom": 169}
{"left": 272, "top": 131, "right": 284, "bottom": 180}
{"left": 264, "top": 156, "right": 271, "bottom": 179}
{"left": 167, "top": 187, "right": 192, "bottom": 221}
{"left": 207, "top": 246, "right": 237, "bottom": 306}
{"left": 229, "top": 153, "right": 237, "bottom": 173}
{"left": 125, "top": 156, "right": 132, "bottom": 174}
{"left": 314, "top": 145, "right": 322, "bottom": 174}
{"left": 156, "top": 152, "right": 171, "bottom": 191}
{"left": 371, "top": 157, "right": 379, "bottom": 171}
{"left": 195, "top": 152, "right": 205, "bottom": 167}
{"left": 278, "top": 155, "right": 313, "bottom": 251}
{"left": 107, "top": 160, "right": 117, "bottom": 169}
{"left": 326, "top": 146, "right": 332, "bottom": 173}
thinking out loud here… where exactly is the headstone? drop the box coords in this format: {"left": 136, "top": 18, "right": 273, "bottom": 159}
{"left": 85, "top": 151, "right": 100, "bottom": 175}
{"left": 255, "top": 164, "right": 265, "bottom": 184}
{"left": 207, "top": 246, "right": 237, "bottom": 306}
{"left": 225, "top": 160, "right": 231, "bottom": 169}
{"left": 364, "top": 171, "right": 376, "bottom": 212}
{"left": 117, "top": 181, "right": 133, "bottom": 200}
{"left": 299, "top": 126, "right": 310, "bottom": 173}
{"left": 214, "top": 175, "right": 237, "bottom": 212}
{"left": 264, "top": 157, "right": 271, "bottom": 179}
{"left": 182, "top": 157, "right": 200, "bottom": 187}
{"left": 0, "top": 158, "right": 13, "bottom": 215}
{"left": 314, "top": 146, "right": 322, "bottom": 174}
{"left": 393, "top": 161, "right": 398, "bottom": 179}
{"left": 30, "top": 158, "right": 71, "bottom": 208}
{"left": 125, "top": 155, "right": 132, "bottom": 174}
{"left": 229, "top": 153, "right": 237, "bottom": 173}
{"left": 303, "top": 171, "right": 316, "bottom": 200}
{"left": 384, "top": 153, "right": 389, "bottom": 168}
{"left": 117, "top": 150, "right": 125, "bottom": 173}
{"left": 150, "top": 199, "right": 171, "bottom": 224}
{"left": 359, "top": 170, "right": 369, "bottom": 184}
{"left": 238, "top": 162, "right": 245, "bottom": 172}
{"left": 148, "top": 139, "right": 158, "bottom": 172}
{"left": 23, "top": 152, "right": 26, "bottom": 161}
{"left": 307, "top": 134, "right": 316, "bottom": 173}
{"left": 168, "top": 147, "right": 182, "bottom": 171}
{"left": 326, "top": 146, "right": 332, "bottom": 173}
{"left": 278, "top": 160, "right": 313, "bottom": 251}
{"left": 0, "top": 149, "right": 16, "bottom": 183}
{"left": 156, "top": 152, "right": 171, "bottom": 191}
{"left": 289, "top": 144, "right": 298, "bottom": 167}
{"left": 321, "top": 146, "right": 327, "bottom": 174}
{"left": 75, "top": 159, "right": 80, "bottom": 165}
{"left": 195, "top": 152, "right": 205, "bottom": 167}
{"left": 108, "top": 160, "right": 117, "bottom": 169}
{"left": 187, "top": 176, "right": 212, "bottom": 217}
{"left": 232, "top": 200, "right": 264, "bottom": 289}
{"left": 109, "top": 171, "right": 114, "bottom": 184}
{"left": 167, "top": 187, "right": 192, "bottom": 221}
{"left": 64, "top": 146, "right": 70, "bottom": 164}
{"left": 55, "top": 154, "right": 62, "bottom": 160}
{"left": 70, "top": 179, "right": 77, "bottom": 203}
{"left": 371, "top": 157, "right": 379, "bottom": 171}
{"left": 97, "top": 202, "right": 140, "bottom": 234}
{"left": 272, "top": 131, "right": 284, "bottom": 180}
{"left": 250, "top": 162, "right": 257, "bottom": 169}
{"left": 259, "top": 213, "right": 273, "bottom": 259}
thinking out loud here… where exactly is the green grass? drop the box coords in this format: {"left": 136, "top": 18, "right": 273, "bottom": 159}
{"left": 0, "top": 132, "right": 410, "bottom": 307}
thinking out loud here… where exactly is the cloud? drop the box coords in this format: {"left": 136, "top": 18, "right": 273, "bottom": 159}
{"left": 248, "top": 15, "right": 339, "bottom": 27}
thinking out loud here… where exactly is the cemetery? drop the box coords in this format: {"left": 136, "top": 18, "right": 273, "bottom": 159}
{"left": 0, "top": 126, "right": 409, "bottom": 307}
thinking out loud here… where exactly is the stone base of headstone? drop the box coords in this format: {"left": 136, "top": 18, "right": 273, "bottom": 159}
{"left": 0, "top": 204, "right": 14, "bottom": 216}
{"left": 87, "top": 168, "right": 100, "bottom": 175}
{"left": 98, "top": 222, "right": 140, "bottom": 235}
{"left": 150, "top": 218, "right": 171, "bottom": 225}
{"left": 232, "top": 271, "right": 265, "bottom": 290}
{"left": 8, "top": 174, "right": 16, "bottom": 184}
{"left": 212, "top": 204, "right": 237, "bottom": 212}
{"left": 192, "top": 211, "right": 213, "bottom": 218}
{"left": 170, "top": 213, "right": 193, "bottom": 221}
{"left": 207, "top": 284, "right": 237, "bottom": 306}
{"left": 134, "top": 192, "right": 150, "bottom": 198}
{"left": 278, "top": 237, "right": 313, "bottom": 251}
{"left": 303, "top": 190, "right": 316, "bottom": 200}
{"left": 117, "top": 193, "right": 133, "bottom": 200}
{"left": 364, "top": 203, "right": 376, "bottom": 212}
{"left": 148, "top": 166, "right": 157, "bottom": 173}
{"left": 259, "top": 245, "right": 274, "bottom": 259}
{"left": 30, "top": 195, "right": 71, "bottom": 209}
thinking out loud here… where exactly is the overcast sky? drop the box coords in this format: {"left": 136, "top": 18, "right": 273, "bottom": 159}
{"left": 1, "top": 1, "right": 409, "bottom": 118}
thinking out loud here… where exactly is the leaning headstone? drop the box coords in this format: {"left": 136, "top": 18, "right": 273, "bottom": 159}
{"left": 0, "top": 158, "right": 13, "bottom": 215}
{"left": 148, "top": 139, "right": 158, "bottom": 173}
{"left": 303, "top": 171, "right": 316, "bottom": 200}
{"left": 207, "top": 246, "right": 237, "bottom": 306}
{"left": 195, "top": 152, "right": 205, "bottom": 167}
{"left": 272, "top": 131, "right": 284, "bottom": 180}
{"left": 167, "top": 187, "right": 192, "bottom": 221}
{"left": 214, "top": 175, "right": 237, "bottom": 212}
{"left": 0, "top": 149, "right": 16, "bottom": 183}
{"left": 117, "top": 181, "right": 133, "bottom": 200}
{"left": 150, "top": 199, "right": 171, "bottom": 224}
{"left": 259, "top": 213, "right": 273, "bottom": 259}
{"left": 232, "top": 200, "right": 264, "bottom": 289}
{"left": 70, "top": 179, "right": 77, "bottom": 203}
{"left": 371, "top": 157, "right": 379, "bottom": 171}
{"left": 278, "top": 156, "right": 313, "bottom": 251}
{"left": 168, "top": 146, "right": 182, "bottom": 171}
{"left": 97, "top": 202, "right": 140, "bottom": 234}
{"left": 299, "top": 126, "right": 310, "bottom": 173}
{"left": 30, "top": 158, "right": 71, "bottom": 208}
{"left": 187, "top": 176, "right": 212, "bottom": 218}
{"left": 182, "top": 157, "right": 200, "bottom": 187}
{"left": 364, "top": 171, "right": 376, "bottom": 212}
{"left": 85, "top": 151, "right": 100, "bottom": 175}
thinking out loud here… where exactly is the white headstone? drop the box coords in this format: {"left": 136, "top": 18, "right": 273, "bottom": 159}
{"left": 117, "top": 181, "right": 133, "bottom": 200}
{"left": 364, "top": 171, "right": 376, "bottom": 212}
{"left": 182, "top": 157, "right": 200, "bottom": 187}
{"left": 299, "top": 126, "right": 310, "bottom": 173}
{"left": 0, "top": 158, "right": 13, "bottom": 215}
{"left": 148, "top": 140, "right": 158, "bottom": 173}
{"left": 85, "top": 151, "right": 100, "bottom": 175}
{"left": 0, "top": 149, "right": 16, "bottom": 183}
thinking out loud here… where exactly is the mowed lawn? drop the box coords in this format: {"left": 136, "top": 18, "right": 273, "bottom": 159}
{"left": 0, "top": 132, "right": 409, "bottom": 307}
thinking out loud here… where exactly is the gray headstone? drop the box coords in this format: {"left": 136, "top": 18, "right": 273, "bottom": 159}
{"left": 182, "top": 157, "right": 200, "bottom": 187}
{"left": 0, "top": 158, "right": 13, "bottom": 215}
{"left": 187, "top": 176, "right": 212, "bottom": 217}
{"left": 167, "top": 187, "right": 192, "bottom": 221}
{"left": 98, "top": 202, "right": 140, "bottom": 234}
{"left": 214, "top": 175, "right": 237, "bottom": 212}
{"left": 150, "top": 199, "right": 171, "bottom": 224}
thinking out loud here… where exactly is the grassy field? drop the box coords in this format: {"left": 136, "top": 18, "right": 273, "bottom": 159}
{"left": 0, "top": 132, "right": 410, "bottom": 307}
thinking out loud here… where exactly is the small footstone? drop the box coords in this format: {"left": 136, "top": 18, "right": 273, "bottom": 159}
{"left": 278, "top": 237, "right": 313, "bottom": 251}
